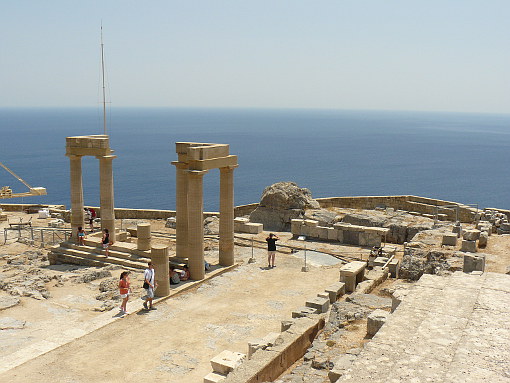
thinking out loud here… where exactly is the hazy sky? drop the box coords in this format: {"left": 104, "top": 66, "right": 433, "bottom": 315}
{"left": 1, "top": 1, "right": 509, "bottom": 113}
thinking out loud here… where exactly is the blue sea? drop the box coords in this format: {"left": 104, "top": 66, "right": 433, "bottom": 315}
{"left": 1, "top": 108, "right": 509, "bottom": 211}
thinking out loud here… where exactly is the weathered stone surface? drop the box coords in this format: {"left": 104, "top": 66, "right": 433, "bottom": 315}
{"left": 249, "top": 182, "right": 320, "bottom": 231}
{"left": 461, "top": 240, "right": 477, "bottom": 253}
{"left": 0, "top": 296, "right": 20, "bottom": 311}
{"left": 442, "top": 234, "right": 457, "bottom": 246}
{"left": 366, "top": 309, "right": 389, "bottom": 336}
{"left": 306, "top": 296, "right": 330, "bottom": 313}
{"left": 345, "top": 293, "right": 392, "bottom": 310}
{"left": 76, "top": 270, "right": 112, "bottom": 283}
{"left": 463, "top": 229, "right": 481, "bottom": 241}
{"left": 210, "top": 350, "right": 246, "bottom": 375}
{"left": 303, "top": 209, "right": 338, "bottom": 227}
{"left": 478, "top": 231, "right": 489, "bottom": 247}
{"left": 0, "top": 317, "right": 26, "bottom": 330}
{"left": 399, "top": 247, "right": 450, "bottom": 280}
{"left": 463, "top": 253, "right": 485, "bottom": 273}
{"left": 165, "top": 217, "right": 176, "bottom": 228}
{"left": 341, "top": 211, "right": 434, "bottom": 244}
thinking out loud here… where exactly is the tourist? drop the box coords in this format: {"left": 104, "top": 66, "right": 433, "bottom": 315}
{"left": 118, "top": 271, "right": 131, "bottom": 314}
{"left": 266, "top": 233, "right": 279, "bottom": 268}
{"left": 180, "top": 265, "right": 190, "bottom": 281}
{"left": 89, "top": 207, "right": 96, "bottom": 231}
{"left": 84, "top": 208, "right": 92, "bottom": 229}
{"left": 143, "top": 262, "right": 157, "bottom": 310}
{"left": 77, "top": 226, "right": 86, "bottom": 246}
{"left": 169, "top": 265, "right": 180, "bottom": 285}
{"left": 102, "top": 228, "right": 110, "bottom": 257}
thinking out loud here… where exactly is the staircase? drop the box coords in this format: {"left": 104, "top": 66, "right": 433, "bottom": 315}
{"left": 49, "top": 235, "right": 152, "bottom": 271}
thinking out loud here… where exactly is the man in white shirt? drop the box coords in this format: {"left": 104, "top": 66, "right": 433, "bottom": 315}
{"left": 143, "top": 262, "right": 157, "bottom": 310}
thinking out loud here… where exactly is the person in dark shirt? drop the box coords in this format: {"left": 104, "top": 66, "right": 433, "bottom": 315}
{"left": 266, "top": 233, "right": 279, "bottom": 268}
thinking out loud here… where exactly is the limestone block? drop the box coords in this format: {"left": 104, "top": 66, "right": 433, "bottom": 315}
{"left": 309, "top": 226, "right": 319, "bottom": 238}
{"left": 355, "top": 279, "right": 375, "bottom": 294}
{"left": 305, "top": 296, "right": 330, "bottom": 313}
{"left": 281, "top": 320, "right": 295, "bottom": 332}
{"left": 337, "top": 229, "right": 344, "bottom": 243}
{"left": 137, "top": 222, "right": 151, "bottom": 239}
{"left": 261, "top": 332, "right": 281, "bottom": 347}
{"left": 300, "top": 225, "right": 310, "bottom": 237}
{"left": 0, "top": 213, "right": 7, "bottom": 221}
{"left": 442, "top": 234, "right": 457, "bottom": 246}
{"left": 373, "top": 257, "right": 389, "bottom": 268}
{"left": 367, "top": 309, "right": 389, "bottom": 336}
{"left": 463, "top": 229, "right": 481, "bottom": 241}
{"left": 452, "top": 223, "right": 462, "bottom": 235}
{"left": 501, "top": 222, "right": 510, "bottom": 231}
{"left": 204, "top": 371, "right": 227, "bottom": 383}
{"left": 358, "top": 232, "right": 368, "bottom": 247}
{"left": 366, "top": 233, "right": 382, "bottom": 247}
{"left": 318, "top": 226, "right": 329, "bottom": 240}
{"left": 478, "top": 231, "right": 488, "bottom": 247}
{"left": 304, "top": 219, "right": 318, "bottom": 227}
{"left": 463, "top": 253, "right": 485, "bottom": 273}
{"left": 137, "top": 238, "right": 151, "bottom": 251}
{"left": 327, "top": 227, "right": 337, "bottom": 241}
{"left": 328, "top": 354, "right": 357, "bottom": 382}
{"left": 234, "top": 217, "right": 249, "bottom": 224}
{"left": 292, "top": 306, "right": 318, "bottom": 318}
{"left": 116, "top": 231, "right": 128, "bottom": 242}
{"left": 461, "top": 240, "right": 477, "bottom": 253}
{"left": 325, "top": 282, "right": 345, "bottom": 303}
{"left": 210, "top": 350, "right": 246, "bottom": 375}
{"left": 388, "top": 259, "right": 399, "bottom": 278}
{"left": 290, "top": 219, "right": 303, "bottom": 235}
{"left": 243, "top": 223, "right": 263, "bottom": 234}
{"left": 318, "top": 292, "right": 330, "bottom": 301}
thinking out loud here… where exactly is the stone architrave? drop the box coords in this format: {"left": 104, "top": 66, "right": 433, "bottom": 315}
{"left": 66, "top": 135, "right": 116, "bottom": 243}
{"left": 172, "top": 143, "right": 238, "bottom": 281}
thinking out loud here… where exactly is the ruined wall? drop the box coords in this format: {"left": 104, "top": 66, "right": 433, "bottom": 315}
{"left": 316, "top": 195, "right": 477, "bottom": 223}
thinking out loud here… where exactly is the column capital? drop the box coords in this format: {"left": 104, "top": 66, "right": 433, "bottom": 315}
{"left": 66, "top": 154, "right": 83, "bottom": 160}
{"left": 220, "top": 165, "right": 239, "bottom": 172}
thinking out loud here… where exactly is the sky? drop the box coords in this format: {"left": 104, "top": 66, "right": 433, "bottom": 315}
{"left": 1, "top": 1, "right": 509, "bottom": 113}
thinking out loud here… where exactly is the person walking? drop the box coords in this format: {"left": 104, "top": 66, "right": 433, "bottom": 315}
{"left": 266, "top": 233, "right": 279, "bottom": 268}
{"left": 118, "top": 271, "right": 131, "bottom": 314}
{"left": 143, "top": 262, "right": 157, "bottom": 310}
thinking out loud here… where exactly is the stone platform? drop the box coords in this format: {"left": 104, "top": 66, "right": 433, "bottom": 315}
{"left": 339, "top": 271, "right": 510, "bottom": 382}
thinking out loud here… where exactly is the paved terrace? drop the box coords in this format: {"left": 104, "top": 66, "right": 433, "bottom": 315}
{"left": 339, "top": 271, "right": 510, "bottom": 382}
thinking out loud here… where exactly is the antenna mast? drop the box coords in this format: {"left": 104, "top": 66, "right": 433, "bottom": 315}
{"left": 101, "top": 23, "right": 107, "bottom": 135}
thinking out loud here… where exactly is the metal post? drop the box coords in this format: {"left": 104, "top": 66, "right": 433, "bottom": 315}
{"left": 41, "top": 230, "right": 44, "bottom": 247}
{"left": 248, "top": 236, "right": 256, "bottom": 263}
{"left": 31, "top": 227, "right": 34, "bottom": 241}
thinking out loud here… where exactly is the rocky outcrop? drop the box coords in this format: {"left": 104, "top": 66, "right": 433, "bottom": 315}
{"left": 249, "top": 182, "right": 320, "bottom": 231}
{"left": 204, "top": 216, "right": 219, "bottom": 235}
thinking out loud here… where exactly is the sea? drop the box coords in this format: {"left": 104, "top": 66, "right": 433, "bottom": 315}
{"left": 1, "top": 107, "right": 509, "bottom": 211}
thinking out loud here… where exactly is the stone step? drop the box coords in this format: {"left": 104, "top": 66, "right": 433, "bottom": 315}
{"left": 50, "top": 246, "right": 147, "bottom": 270}
{"left": 62, "top": 242, "right": 150, "bottom": 263}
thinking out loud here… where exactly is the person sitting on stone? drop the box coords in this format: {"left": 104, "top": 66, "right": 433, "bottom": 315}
{"left": 180, "top": 265, "right": 190, "bottom": 281}
{"left": 169, "top": 265, "right": 180, "bottom": 285}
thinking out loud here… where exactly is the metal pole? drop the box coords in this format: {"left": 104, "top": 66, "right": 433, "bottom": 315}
{"left": 41, "top": 230, "right": 44, "bottom": 247}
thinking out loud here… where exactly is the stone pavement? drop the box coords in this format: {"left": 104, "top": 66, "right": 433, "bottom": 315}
{"left": 339, "top": 271, "right": 510, "bottom": 382}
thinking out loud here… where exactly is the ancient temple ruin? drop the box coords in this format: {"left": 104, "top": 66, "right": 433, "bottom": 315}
{"left": 66, "top": 135, "right": 116, "bottom": 243}
{"left": 172, "top": 142, "right": 238, "bottom": 280}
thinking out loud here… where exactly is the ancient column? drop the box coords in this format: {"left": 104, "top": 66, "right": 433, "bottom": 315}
{"left": 219, "top": 166, "right": 236, "bottom": 266}
{"left": 69, "top": 154, "right": 84, "bottom": 242}
{"left": 151, "top": 245, "right": 170, "bottom": 297}
{"left": 187, "top": 170, "right": 207, "bottom": 280}
{"left": 98, "top": 155, "right": 116, "bottom": 243}
{"left": 174, "top": 162, "right": 189, "bottom": 260}
{"left": 137, "top": 222, "right": 151, "bottom": 251}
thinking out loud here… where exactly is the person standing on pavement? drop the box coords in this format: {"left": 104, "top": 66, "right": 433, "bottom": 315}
{"left": 143, "top": 262, "right": 157, "bottom": 310}
{"left": 266, "top": 233, "right": 279, "bottom": 268}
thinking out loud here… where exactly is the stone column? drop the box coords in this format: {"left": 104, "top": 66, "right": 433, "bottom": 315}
{"left": 137, "top": 222, "right": 151, "bottom": 251}
{"left": 219, "top": 166, "right": 236, "bottom": 266}
{"left": 69, "top": 154, "right": 84, "bottom": 242}
{"left": 98, "top": 155, "right": 116, "bottom": 243}
{"left": 151, "top": 245, "right": 170, "bottom": 297}
{"left": 173, "top": 162, "right": 189, "bottom": 260}
{"left": 187, "top": 170, "right": 207, "bottom": 280}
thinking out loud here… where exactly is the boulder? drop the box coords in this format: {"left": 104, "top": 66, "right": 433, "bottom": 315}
{"left": 399, "top": 247, "right": 450, "bottom": 280}
{"left": 204, "top": 216, "right": 220, "bottom": 235}
{"left": 249, "top": 182, "right": 320, "bottom": 231}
